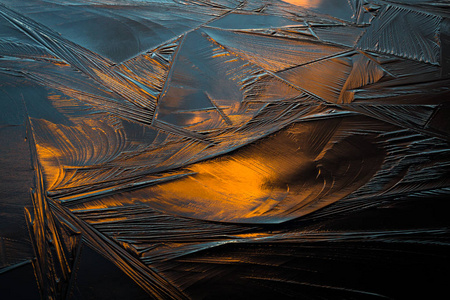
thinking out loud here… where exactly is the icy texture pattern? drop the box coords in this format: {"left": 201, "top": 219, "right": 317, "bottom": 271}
{"left": 0, "top": 0, "right": 449, "bottom": 299}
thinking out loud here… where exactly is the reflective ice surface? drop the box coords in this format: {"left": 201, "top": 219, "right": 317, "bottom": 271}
{"left": 0, "top": 0, "right": 449, "bottom": 299}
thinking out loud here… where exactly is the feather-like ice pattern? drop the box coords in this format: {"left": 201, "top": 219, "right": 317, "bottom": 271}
{"left": 203, "top": 26, "right": 350, "bottom": 72}
{"left": 1, "top": 0, "right": 450, "bottom": 299}
{"left": 0, "top": 238, "right": 33, "bottom": 270}
{"left": 277, "top": 52, "right": 386, "bottom": 104}
{"left": 357, "top": 4, "right": 442, "bottom": 64}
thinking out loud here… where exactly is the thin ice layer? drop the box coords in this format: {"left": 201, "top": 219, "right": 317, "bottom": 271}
{"left": 1, "top": 0, "right": 449, "bottom": 299}
{"left": 154, "top": 29, "right": 303, "bottom": 132}
{"left": 208, "top": 12, "right": 301, "bottom": 29}
{"left": 0, "top": 0, "right": 227, "bottom": 63}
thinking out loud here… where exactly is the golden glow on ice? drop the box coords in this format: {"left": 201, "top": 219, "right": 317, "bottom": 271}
{"left": 282, "top": 0, "right": 324, "bottom": 8}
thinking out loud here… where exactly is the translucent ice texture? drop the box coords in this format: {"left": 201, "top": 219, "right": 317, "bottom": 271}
{"left": 0, "top": 0, "right": 449, "bottom": 299}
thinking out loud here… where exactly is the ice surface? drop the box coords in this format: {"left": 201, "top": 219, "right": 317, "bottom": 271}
{"left": 0, "top": 0, "right": 449, "bottom": 299}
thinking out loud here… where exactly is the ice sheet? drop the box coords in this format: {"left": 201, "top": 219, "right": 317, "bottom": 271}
{"left": 0, "top": 0, "right": 449, "bottom": 299}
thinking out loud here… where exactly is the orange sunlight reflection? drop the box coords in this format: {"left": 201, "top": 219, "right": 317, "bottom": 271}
{"left": 282, "top": 0, "right": 323, "bottom": 8}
